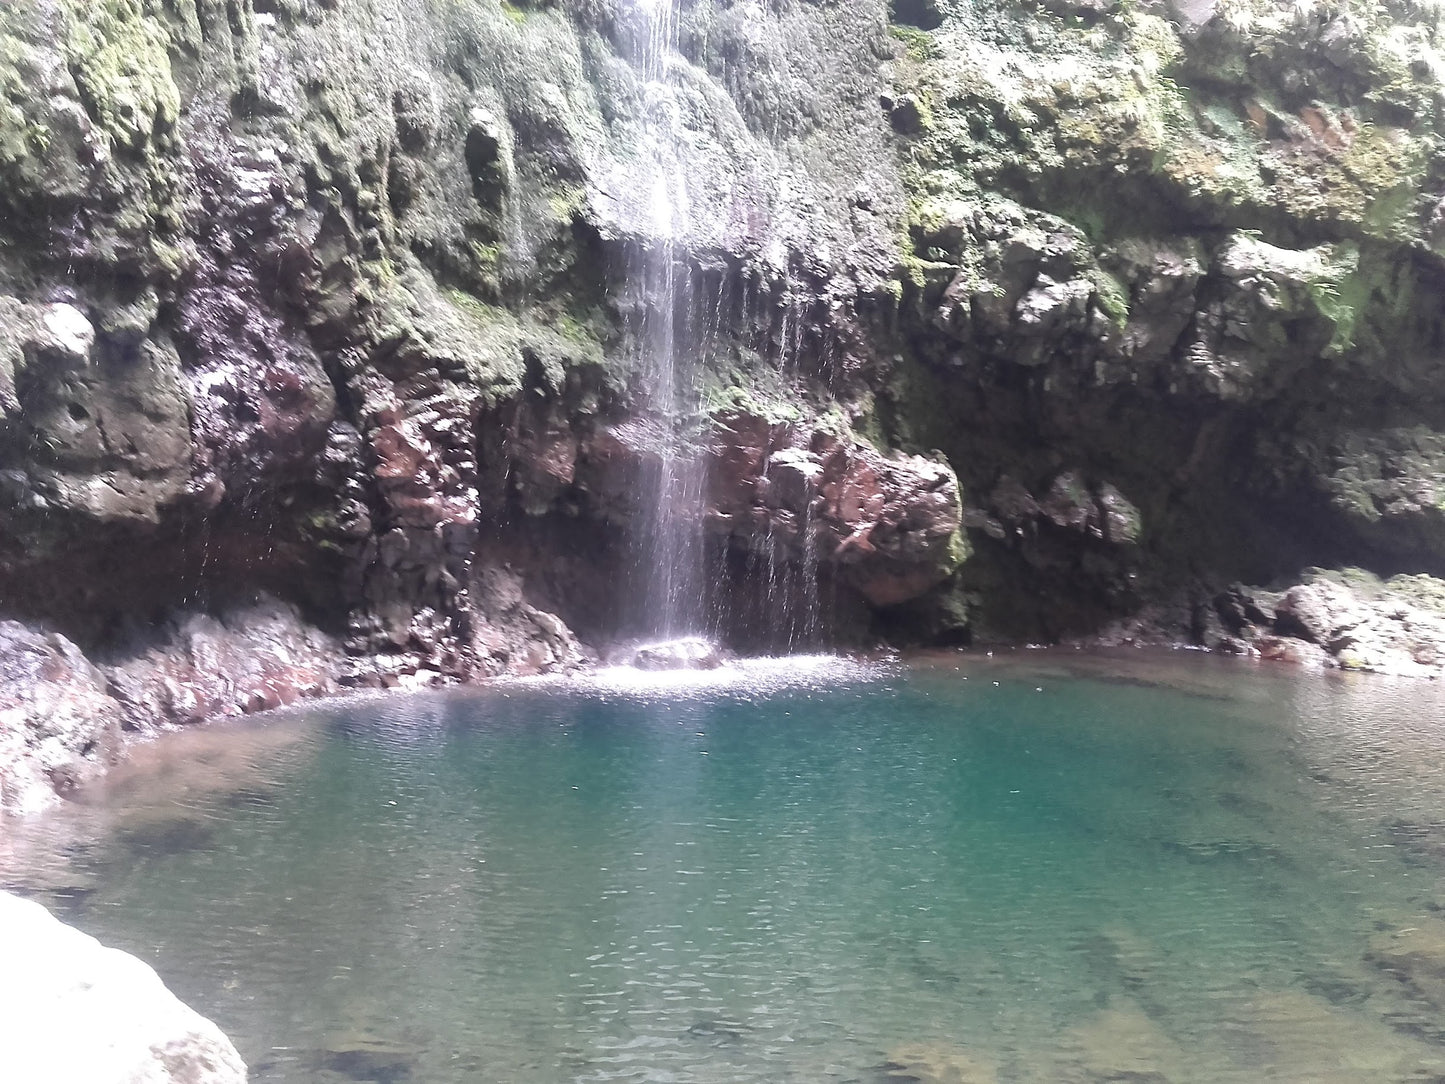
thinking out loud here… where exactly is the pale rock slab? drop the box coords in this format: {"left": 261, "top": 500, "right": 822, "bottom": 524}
{"left": 0, "top": 892, "right": 247, "bottom": 1084}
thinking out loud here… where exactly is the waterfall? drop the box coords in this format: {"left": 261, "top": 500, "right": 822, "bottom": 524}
{"left": 619, "top": 0, "right": 829, "bottom": 658}
{"left": 628, "top": 0, "right": 709, "bottom": 641}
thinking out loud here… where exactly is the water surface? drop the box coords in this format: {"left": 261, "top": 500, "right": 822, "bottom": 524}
{"left": 7, "top": 651, "right": 1445, "bottom": 1082}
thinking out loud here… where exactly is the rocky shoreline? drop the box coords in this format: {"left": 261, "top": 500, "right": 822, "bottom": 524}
{"left": 0, "top": 596, "right": 339, "bottom": 815}
{"left": 7, "top": 563, "right": 1445, "bottom": 817}
{"left": 1085, "top": 567, "right": 1445, "bottom": 679}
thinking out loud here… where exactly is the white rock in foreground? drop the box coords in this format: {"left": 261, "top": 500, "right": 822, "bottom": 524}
{"left": 0, "top": 892, "right": 246, "bottom": 1084}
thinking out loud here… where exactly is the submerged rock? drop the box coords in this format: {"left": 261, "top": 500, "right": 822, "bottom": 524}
{"left": 312, "top": 1028, "right": 421, "bottom": 1082}
{"left": 879, "top": 1041, "right": 998, "bottom": 1083}
{"left": 1045, "top": 999, "right": 1185, "bottom": 1083}
{"left": 0, "top": 891, "right": 246, "bottom": 1083}
{"left": 1368, "top": 914, "right": 1445, "bottom": 1010}
{"left": 1232, "top": 987, "right": 1445, "bottom": 1082}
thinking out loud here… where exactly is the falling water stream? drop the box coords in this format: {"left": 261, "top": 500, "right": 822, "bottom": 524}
{"left": 630, "top": 0, "right": 710, "bottom": 641}
{"left": 620, "top": 0, "right": 837, "bottom": 654}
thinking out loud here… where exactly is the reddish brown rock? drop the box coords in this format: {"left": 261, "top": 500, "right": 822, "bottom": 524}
{"left": 103, "top": 597, "right": 341, "bottom": 732}
{"left": 0, "top": 596, "right": 342, "bottom": 814}
{"left": 702, "top": 411, "right": 966, "bottom": 609}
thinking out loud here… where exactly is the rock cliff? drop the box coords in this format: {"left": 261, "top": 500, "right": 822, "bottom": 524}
{"left": 3, "top": 0, "right": 1445, "bottom": 802}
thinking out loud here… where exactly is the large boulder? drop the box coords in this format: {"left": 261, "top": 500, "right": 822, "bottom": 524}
{"left": 1273, "top": 579, "right": 1369, "bottom": 648}
{"left": 627, "top": 637, "right": 724, "bottom": 671}
{"left": 704, "top": 412, "right": 967, "bottom": 609}
{"left": 0, "top": 620, "right": 123, "bottom": 814}
{"left": 0, "top": 892, "right": 246, "bottom": 1084}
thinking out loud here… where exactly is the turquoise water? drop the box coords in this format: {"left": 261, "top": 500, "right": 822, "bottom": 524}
{"left": 7, "top": 652, "right": 1445, "bottom": 1082}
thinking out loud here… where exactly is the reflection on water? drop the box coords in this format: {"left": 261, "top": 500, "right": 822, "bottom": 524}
{"left": 6, "top": 651, "right": 1445, "bottom": 1082}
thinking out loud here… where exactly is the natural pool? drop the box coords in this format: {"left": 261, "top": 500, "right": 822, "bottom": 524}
{"left": 6, "top": 651, "right": 1445, "bottom": 1083}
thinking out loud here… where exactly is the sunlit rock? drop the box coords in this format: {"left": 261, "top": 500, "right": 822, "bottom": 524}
{"left": 0, "top": 620, "right": 122, "bottom": 814}
{"left": 628, "top": 637, "right": 724, "bottom": 671}
{"left": 0, "top": 892, "right": 246, "bottom": 1084}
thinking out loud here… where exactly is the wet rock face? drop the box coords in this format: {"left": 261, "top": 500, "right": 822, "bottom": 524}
{"left": 0, "top": 298, "right": 190, "bottom": 524}
{"left": 703, "top": 412, "right": 967, "bottom": 609}
{"left": 476, "top": 403, "right": 966, "bottom": 643}
{"left": 0, "top": 892, "right": 246, "bottom": 1084}
{"left": 1325, "top": 427, "right": 1445, "bottom": 567}
{"left": 881, "top": 0, "right": 1445, "bottom": 643}
{"left": 0, "top": 0, "right": 910, "bottom": 682}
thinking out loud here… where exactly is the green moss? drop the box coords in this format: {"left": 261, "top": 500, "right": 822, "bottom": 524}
{"left": 1336, "top": 648, "right": 1369, "bottom": 670}
{"left": 890, "top": 24, "right": 939, "bottom": 62}
{"left": 880, "top": 350, "right": 959, "bottom": 454}
{"left": 849, "top": 391, "right": 889, "bottom": 449}
{"left": 702, "top": 354, "right": 804, "bottom": 424}
{"left": 941, "top": 517, "right": 972, "bottom": 576}
{"left": 1385, "top": 573, "right": 1445, "bottom": 615}
{"left": 1298, "top": 242, "right": 1362, "bottom": 356}
{"left": 1361, "top": 177, "right": 1420, "bottom": 238}
{"left": 546, "top": 186, "right": 585, "bottom": 221}
{"left": 22, "top": 121, "right": 48, "bottom": 153}
{"left": 442, "top": 286, "right": 508, "bottom": 330}
{"left": 64, "top": 0, "right": 179, "bottom": 151}
{"left": 1085, "top": 266, "right": 1130, "bottom": 331}
{"left": 469, "top": 240, "right": 503, "bottom": 272}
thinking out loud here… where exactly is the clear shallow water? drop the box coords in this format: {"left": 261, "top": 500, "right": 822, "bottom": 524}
{"left": 7, "top": 652, "right": 1445, "bottom": 1082}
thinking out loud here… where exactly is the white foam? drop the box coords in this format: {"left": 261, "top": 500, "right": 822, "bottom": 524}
{"left": 502, "top": 653, "right": 886, "bottom": 700}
